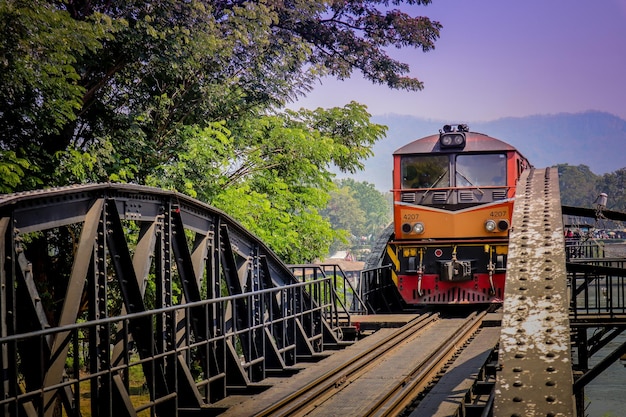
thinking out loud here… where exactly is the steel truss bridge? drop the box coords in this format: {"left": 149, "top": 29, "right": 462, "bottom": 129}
{"left": 1, "top": 174, "right": 625, "bottom": 416}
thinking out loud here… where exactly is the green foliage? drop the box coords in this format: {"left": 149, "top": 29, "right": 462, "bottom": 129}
{"left": 596, "top": 168, "right": 626, "bottom": 211}
{"left": 336, "top": 178, "right": 392, "bottom": 235}
{"left": 144, "top": 104, "right": 386, "bottom": 263}
{"left": 323, "top": 178, "right": 392, "bottom": 255}
{"left": 557, "top": 164, "right": 599, "bottom": 208}
{"left": 145, "top": 122, "right": 234, "bottom": 198}
{"left": 0, "top": 150, "right": 40, "bottom": 192}
{"left": 324, "top": 186, "right": 367, "bottom": 239}
{"left": 0, "top": 1, "right": 116, "bottom": 136}
{"left": 1, "top": 0, "right": 437, "bottom": 263}
{"left": 272, "top": 0, "right": 441, "bottom": 90}
{"left": 557, "top": 164, "right": 626, "bottom": 212}
{"left": 1, "top": 0, "right": 439, "bottom": 191}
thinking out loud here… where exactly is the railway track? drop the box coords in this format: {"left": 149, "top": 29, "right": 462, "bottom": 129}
{"left": 255, "top": 309, "right": 498, "bottom": 417}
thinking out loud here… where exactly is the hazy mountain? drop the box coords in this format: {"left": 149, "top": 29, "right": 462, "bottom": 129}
{"left": 343, "top": 111, "right": 626, "bottom": 191}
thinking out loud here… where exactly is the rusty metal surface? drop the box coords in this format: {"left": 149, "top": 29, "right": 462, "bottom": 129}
{"left": 495, "top": 168, "right": 575, "bottom": 416}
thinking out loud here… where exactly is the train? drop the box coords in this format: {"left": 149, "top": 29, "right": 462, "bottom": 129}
{"left": 380, "top": 124, "right": 531, "bottom": 305}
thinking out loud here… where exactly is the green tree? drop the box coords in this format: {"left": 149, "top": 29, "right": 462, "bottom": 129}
{"left": 146, "top": 103, "right": 387, "bottom": 263}
{"left": 322, "top": 179, "right": 391, "bottom": 256}
{"left": 1, "top": 0, "right": 441, "bottom": 190}
{"left": 336, "top": 178, "right": 392, "bottom": 237}
{"left": 558, "top": 163, "right": 626, "bottom": 214}
{"left": 557, "top": 164, "right": 600, "bottom": 208}
{"left": 324, "top": 186, "right": 367, "bottom": 242}
{"left": 596, "top": 168, "right": 626, "bottom": 212}
{"left": 1, "top": 0, "right": 440, "bottom": 263}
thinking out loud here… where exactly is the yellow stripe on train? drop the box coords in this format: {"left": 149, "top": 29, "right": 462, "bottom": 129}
{"left": 386, "top": 245, "right": 400, "bottom": 285}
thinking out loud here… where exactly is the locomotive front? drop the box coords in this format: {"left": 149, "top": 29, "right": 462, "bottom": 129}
{"left": 387, "top": 125, "right": 530, "bottom": 304}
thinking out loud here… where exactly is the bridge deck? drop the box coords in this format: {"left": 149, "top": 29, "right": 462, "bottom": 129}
{"left": 215, "top": 327, "right": 399, "bottom": 416}
{"left": 409, "top": 326, "right": 500, "bottom": 417}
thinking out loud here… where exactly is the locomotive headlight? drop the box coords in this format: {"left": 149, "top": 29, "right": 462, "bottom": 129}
{"left": 439, "top": 132, "right": 466, "bottom": 149}
{"left": 498, "top": 219, "right": 510, "bottom": 231}
{"left": 413, "top": 222, "right": 425, "bottom": 234}
{"left": 485, "top": 219, "right": 497, "bottom": 232}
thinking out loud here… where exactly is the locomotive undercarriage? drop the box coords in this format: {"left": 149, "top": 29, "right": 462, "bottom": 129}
{"left": 392, "top": 242, "right": 508, "bottom": 304}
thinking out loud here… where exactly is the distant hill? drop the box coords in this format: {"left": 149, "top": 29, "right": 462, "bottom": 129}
{"left": 343, "top": 111, "right": 626, "bottom": 191}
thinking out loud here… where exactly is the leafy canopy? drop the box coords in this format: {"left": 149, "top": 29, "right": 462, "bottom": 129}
{"left": 146, "top": 103, "right": 387, "bottom": 263}
{"left": 1, "top": 0, "right": 440, "bottom": 262}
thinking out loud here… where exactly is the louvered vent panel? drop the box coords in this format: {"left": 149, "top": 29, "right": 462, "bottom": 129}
{"left": 433, "top": 192, "right": 447, "bottom": 202}
{"left": 401, "top": 192, "right": 416, "bottom": 203}
{"left": 492, "top": 190, "right": 506, "bottom": 200}
{"left": 459, "top": 192, "right": 474, "bottom": 201}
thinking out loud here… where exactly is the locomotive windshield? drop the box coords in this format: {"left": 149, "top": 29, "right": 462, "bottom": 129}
{"left": 401, "top": 153, "right": 506, "bottom": 189}
{"left": 456, "top": 153, "right": 507, "bottom": 186}
{"left": 401, "top": 155, "right": 449, "bottom": 189}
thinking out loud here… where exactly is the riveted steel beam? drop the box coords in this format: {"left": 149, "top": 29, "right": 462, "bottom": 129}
{"left": 495, "top": 168, "right": 575, "bottom": 416}
{"left": 0, "top": 184, "right": 344, "bottom": 416}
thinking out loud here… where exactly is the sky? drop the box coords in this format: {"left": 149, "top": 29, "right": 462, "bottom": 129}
{"left": 292, "top": 0, "right": 626, "bottom": 122}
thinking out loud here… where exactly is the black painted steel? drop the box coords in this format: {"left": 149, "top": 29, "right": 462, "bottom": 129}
{"left": 565, "top": 208, "right": 626, "bottom": 415}
{"left": 0, "top": 184, "right": 345, "bottom": 416}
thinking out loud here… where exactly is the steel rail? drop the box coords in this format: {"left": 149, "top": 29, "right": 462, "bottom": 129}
{"left": 254, "top": 312, "right": 440, "bottom": 417}
{"left": 365, "top": 309, "right": 489, "bottom": 417}
{"left": 254, "top": 310, "right": 493, "bottom": 417}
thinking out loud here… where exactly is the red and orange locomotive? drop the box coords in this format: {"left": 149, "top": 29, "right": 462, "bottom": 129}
{"left": 386, "top": 124, "right": 530, "bottom": 304}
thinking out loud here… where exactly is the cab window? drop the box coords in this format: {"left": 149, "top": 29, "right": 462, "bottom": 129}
{"left": 401, "top": 155, "right": 450, "bottom": 189}
{"left": 455, "top": 153, "right": 507, "bottom": 186}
